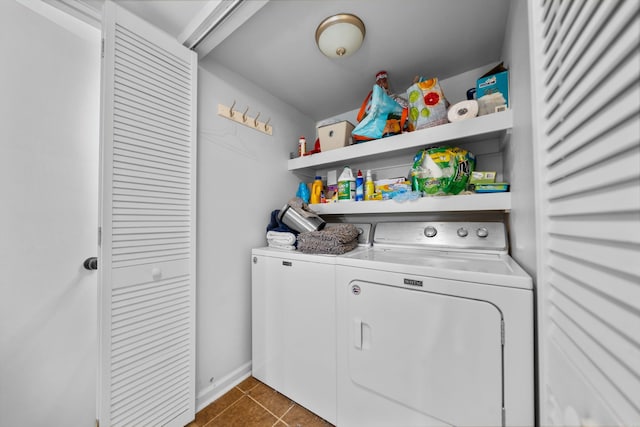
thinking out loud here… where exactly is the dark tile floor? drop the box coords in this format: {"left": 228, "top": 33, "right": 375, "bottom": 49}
{"left": 187, "top": 376, "right": 334, "bottom": 427}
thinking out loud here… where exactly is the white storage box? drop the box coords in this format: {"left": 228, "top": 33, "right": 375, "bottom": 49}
{"left": 318, "top": 121, "right": 354, "bottom": 152}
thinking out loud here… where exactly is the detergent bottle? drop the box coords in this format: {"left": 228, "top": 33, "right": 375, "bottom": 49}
{"left": 296, "top": 181, "right": 310, "bottom": 204}
{"left": 310, "top": 176, "right": 323, "bottom": 204}
{"left": 337, "top": 166, "right": 355, "bottom": 202}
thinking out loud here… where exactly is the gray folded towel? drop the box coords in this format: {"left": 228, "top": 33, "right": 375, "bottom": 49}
{"left": 297, "top": 223, "right": 359, "bottom": 254}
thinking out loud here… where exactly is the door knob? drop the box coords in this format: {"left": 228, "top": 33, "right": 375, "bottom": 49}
{"left": 83, "top": 257, "right": 98, "bottom": 270}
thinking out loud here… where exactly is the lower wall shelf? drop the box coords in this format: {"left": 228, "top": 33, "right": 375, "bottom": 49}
{"left": 309, "top": 192, "right": 511, "bottom": 215}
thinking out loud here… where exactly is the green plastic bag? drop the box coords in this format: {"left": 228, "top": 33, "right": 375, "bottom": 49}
{"left": 410, "top": 147, "right": 475, "bottom": 195}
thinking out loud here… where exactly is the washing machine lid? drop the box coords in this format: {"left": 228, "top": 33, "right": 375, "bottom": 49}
{"left": 337, "top": 246, "right": 532, "bottom": 290}
{"left": 336, "top": 221, "right": 532, "bottom": 290}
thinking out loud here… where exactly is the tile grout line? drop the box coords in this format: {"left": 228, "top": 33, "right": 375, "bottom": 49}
{"left": 273, "top": 404, "right": 296, "bottom": 427}
{"left": 201, "top": 384, "right": 254, "bottom": 427}
{"left": 245, "top": 391, "right": 293, "bottom": 426}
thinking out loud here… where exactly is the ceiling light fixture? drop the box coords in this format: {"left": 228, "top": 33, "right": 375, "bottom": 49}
{"left": 315, "top": 13, "right": 366, "bottom": 58}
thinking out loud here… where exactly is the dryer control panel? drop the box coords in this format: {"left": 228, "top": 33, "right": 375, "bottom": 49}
{"left": 373, "top": 221, "right": 508, "bottom": 253}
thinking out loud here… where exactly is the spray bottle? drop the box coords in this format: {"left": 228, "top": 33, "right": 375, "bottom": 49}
{"left": 355, "top": 170, "right": 364, "bottom": 201}
{"left": 364, "top": 170, "right": 374, "bottom": 201}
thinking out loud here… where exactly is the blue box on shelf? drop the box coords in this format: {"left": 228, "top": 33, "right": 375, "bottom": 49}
{"left": 476, "top": 70, "right": 509, "bottom": 109}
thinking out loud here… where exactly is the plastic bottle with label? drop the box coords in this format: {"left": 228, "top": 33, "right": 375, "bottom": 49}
{"left": 364, "top": 169, "right": 375, "bottom": 201}
{"left": 337, "top": 166, "right": 355, "bottom": 202}
{"left": 310, "top": 176, "right": 323, "bottom": 204}
{"left": 298, "top": 136, "right": 306, "bottom": 157}
{"left": 296, "top": 181, "right": 310, "bottom": 204}
{"left": 355, "top": 170, "right": 364, "bottom": 201}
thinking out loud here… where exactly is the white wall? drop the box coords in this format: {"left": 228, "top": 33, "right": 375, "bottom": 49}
{"left": 0, "top": 1, "right": 100, "bottom": 426}
{"left": 194, "top": 57, "right": 313, "bottom": 408}
{"left": 501, "top": 0, "right": 537, "bottom": 279}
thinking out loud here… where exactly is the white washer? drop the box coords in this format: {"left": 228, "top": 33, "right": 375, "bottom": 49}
{"left": 251, "top": 223, "right": 372, "bottom": 424}
{"left": 335, "top": 221, "right": 534, "bottom": 427}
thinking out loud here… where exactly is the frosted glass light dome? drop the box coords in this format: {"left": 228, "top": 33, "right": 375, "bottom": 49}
{"left": 315, "top": 14, "right": 366, "bottom": 58}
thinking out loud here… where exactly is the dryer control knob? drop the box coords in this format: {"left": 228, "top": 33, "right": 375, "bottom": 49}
{"left": 424, "top": 226, "right": 437, "bottom": 238}
{"left": 457, "top": 227, "right": 468, "bottom": 237}
{"left": 477, "top": 227, "right": 489, "bottom": 238}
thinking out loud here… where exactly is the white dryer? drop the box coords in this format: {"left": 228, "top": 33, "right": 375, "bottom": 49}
{"left": 335, "top": 221, "right": 534, "bottom": 427}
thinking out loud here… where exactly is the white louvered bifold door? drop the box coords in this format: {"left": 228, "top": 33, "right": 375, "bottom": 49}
{"left": 98, "top": 2, "right": 197, "bottom": 426}
{"left": 529, "top": 0, "right": 640, "bottom": 425}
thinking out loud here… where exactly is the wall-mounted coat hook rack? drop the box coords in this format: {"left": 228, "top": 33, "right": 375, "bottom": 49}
{"left": 218, "top": 102, "right": 273, "bottom": 135}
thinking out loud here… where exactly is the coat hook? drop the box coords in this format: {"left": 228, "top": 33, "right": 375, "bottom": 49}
{"left": 242, "top": 106, "right": 249, "bottom": 122}
{"left": 254, "top": 112, "right": 260, "bottom": 127}
{"left": 264, "top": 117, "right": 271, "bottom": 131}
{"left": 229, "top": 100, "right": 236, "bottom": 117}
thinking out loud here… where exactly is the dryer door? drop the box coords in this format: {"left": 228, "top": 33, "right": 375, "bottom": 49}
{"left": 345, "top": 279, "right": 503, "bottom": 427}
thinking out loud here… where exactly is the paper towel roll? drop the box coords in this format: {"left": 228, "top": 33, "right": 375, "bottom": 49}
{"left": 448, "top": 100, "right": 479, "bottom": 122}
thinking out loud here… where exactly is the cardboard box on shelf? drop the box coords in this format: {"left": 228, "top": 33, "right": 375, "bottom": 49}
{"left": 476, "top": 70, "right": 509, "bottom": 114}
{"left": 470, "top": 171, "right": 497, "bottom": 184}
{"left": 318, "top": 121, "right": 355, "bottom": 152}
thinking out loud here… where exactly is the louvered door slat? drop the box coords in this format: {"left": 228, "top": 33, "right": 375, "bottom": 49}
{"left": 547, "top": 183, "right": 639, "bottom": 216}
{"left": 548, "top": 236, "right": 639, "bottom": 278}
{"left": 113, "top": 315, "right": 190, "bottom": 350}
{"left": 546, "top": 119, "right": 639, "bottom": 182}
{"left": 114, "top": 157, "right": 190, "bottom": 179}
{"left": 115, "top": 85, "right": 190, "bottom": 122}
{"left": 112, "top": 207, "right": 190, "bottom": 216}
{"left": 542, "top": 0, "right": 580, "bottom": 80}
{"left": 111, "top": 348, "right": 186, "bottom": 393}
{"left": 543, "top": 1, "right": 593, "bottom": 89}
{"left": 549, "top": 273, "right": 640, "bottom": 356}
{"left": 545, "top": 53, "right": 639, "bottom": 144}
{"left": 547, "top": 330, "right": 639, "bottom": 424}
{"left": 543, "top": 1, "right": 602, "bottom": 94}
{"left": 113, "top": 153, "right": 189, "bottom": 177}
{"left": 545, "top": 1, "right": 623, "bottom": 104}
{"left": 548, "top": 218, "right": 640, "bottom": 244}
{"left": 113, "top": 231, "right": 187, "bottom": 240}
{"left": 114, "top": 45, "right": 190, "bottom": 95}
{"left": 116, "top": 24, "right": 190, "bottom": 76}
{"left": 545, "top": 86, "right": 640, "bottom": 160}
{"left": 546, "top": 253, "right": 640, "bottom": 310}
{"left": 112, "top": 360, "right": 189, "bottom": 418}
{"left": 115, "top": 31, "right": 190, "bottom": 91}
{"left": 113, "top": 177, "right": 190, "bottom": 195}
{"left": 98, "top": 2, "right": 196, "bottom": 426}
{"left": 114, "top": 135, "right": 190, "bottom": 161}
{"left": 545, "top": 3, "right": 638, "bottom": 121}
{"left": 113, "top": 186, "right": 190, "bottom": 200}
{"left": 115, "top": 121, "right": 191, "bottom": 149}
{"left": 115, "top": 109, "right": 190, "bottom": 140}
{"left": 113, "top": 173, "right": 190, "bottom": 192}
{"left": 549, "top": 290, "right": 640, "bottom": 399}
{"left": 547, "top": 147, "right": 640, "bottom": 199}
{"left": 115, "top": 99, "right": 191, "bottom": 134}
{"left": 548, "top": 305, "right": 640, "bottom": 419}
{"left": 531, "top": 0, "right": 640, "bottom": 424}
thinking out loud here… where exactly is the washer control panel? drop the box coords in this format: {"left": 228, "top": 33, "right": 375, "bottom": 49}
{"left": 374, "top": 221, "right": 508, "bottom": 252}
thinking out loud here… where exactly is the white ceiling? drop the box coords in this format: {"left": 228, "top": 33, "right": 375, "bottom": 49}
{"left": 111, "top": 0, "right": 512, "bottom": 121}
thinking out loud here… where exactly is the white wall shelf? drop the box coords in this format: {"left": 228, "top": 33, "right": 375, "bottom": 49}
{"left": 309, "top": 192, "right": 511, "bottom": 215}
{"left": 288, "top": 109, "right": 513, "bottom": 175}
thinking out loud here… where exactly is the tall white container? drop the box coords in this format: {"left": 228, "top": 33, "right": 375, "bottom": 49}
{"left": 337, "top": 166, "right": 355, "bottom": 202}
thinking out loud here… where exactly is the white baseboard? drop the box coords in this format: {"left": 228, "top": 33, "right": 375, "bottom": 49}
{"left": 196, "top": 361, "right": 252, "bottom": 412}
